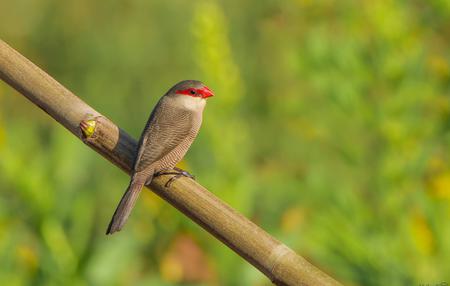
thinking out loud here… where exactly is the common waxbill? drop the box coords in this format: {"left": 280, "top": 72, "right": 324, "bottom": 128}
{"left": 106, "top": 80, "right": 214, "bottom": 234}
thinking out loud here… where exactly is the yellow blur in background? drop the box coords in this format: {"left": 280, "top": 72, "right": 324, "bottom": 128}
{"left": 0, "top": 0, "right": 449, "bottom": 285}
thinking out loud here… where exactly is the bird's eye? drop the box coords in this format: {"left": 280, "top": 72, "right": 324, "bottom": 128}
{"left": 189, "top": 89, "right": 196, "bottom": 95}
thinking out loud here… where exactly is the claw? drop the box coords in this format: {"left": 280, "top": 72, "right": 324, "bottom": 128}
{"left": 154, "top": 168, "right": 196, "bottom": 188}
{"left": 165, "top": 175, "right": 180, "bottom": 187}
{"left": 173, "top": 167, "right": 195, "bottom": 180}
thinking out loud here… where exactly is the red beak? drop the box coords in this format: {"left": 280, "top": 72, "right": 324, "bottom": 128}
{"left": 200, "top": 86, "right": 214, "bottom": 98}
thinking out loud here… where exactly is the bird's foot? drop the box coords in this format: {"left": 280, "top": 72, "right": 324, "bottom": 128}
{"left": 154, "top": 167, "right": 195, "bottom": 187}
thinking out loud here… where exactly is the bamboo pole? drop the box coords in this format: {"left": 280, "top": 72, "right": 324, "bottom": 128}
{"left": 0, "top": 39, "right": 342, "bottom": 286}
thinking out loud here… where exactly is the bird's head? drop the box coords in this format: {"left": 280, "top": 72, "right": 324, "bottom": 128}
{"left": 168, "top": 80, "right": 214, "bottom": 100}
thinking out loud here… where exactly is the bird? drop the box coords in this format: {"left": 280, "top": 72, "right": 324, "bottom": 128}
{"left": 106, "top": 80, "right": 214, "bottom": 234}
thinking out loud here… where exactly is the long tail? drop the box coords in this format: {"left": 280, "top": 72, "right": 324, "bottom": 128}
{"left": 106, "top": 174, "right": 148, "bottom": 234}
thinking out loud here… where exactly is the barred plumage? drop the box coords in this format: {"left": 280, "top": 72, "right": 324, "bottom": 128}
{"left": 106, "top": 80, "right": 212, "bottom": 234}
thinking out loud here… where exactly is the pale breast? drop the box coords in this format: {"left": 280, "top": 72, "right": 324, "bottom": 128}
{"left": 154, "top": 109, "right": 203, "bottom": 171}
{"left": 134, "top": 95, "right": 204, "bottom": 174}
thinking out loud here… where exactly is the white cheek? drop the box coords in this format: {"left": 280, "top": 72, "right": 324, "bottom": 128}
{"left": 179, "top": 96, "right": 206, "bottom": 110}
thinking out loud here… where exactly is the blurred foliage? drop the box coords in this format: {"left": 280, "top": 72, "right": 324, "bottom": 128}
{"left": 0, "top": 0, "right": 449, "bottom": 285}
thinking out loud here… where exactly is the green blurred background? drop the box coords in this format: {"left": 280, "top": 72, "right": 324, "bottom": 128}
{"left": 0, "top": 0, "right": 449, "bottom": 285}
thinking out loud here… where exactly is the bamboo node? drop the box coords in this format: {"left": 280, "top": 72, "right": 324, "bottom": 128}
{"left": 80, "top": 117, "right": 98, "bottom": 138}
{"left": 268, "top": 243, "right": 291, "bottom": 282}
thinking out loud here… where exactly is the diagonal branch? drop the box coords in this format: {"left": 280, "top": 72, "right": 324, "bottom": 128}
{"left": 0, "top": 39, "right": 342, "bottom": 286}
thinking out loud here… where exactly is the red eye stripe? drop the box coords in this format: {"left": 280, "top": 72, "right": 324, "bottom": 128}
{"left": 176, "top": 88, "right": 198, "bottom": 96}
{"left": 175, "top": 86, "right": 214, "bottom": 98}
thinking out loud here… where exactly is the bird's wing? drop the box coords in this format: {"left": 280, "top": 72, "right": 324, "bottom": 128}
{"left": 133, "top": 99, "right": 194, "bottom": 173}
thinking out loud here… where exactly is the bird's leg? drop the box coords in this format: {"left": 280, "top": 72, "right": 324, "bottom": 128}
{"left": 173, "top": 167, "right": 195, "bottom": 179}
{"left": 154, "top": 167, "right": 196, "bottom": 187}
